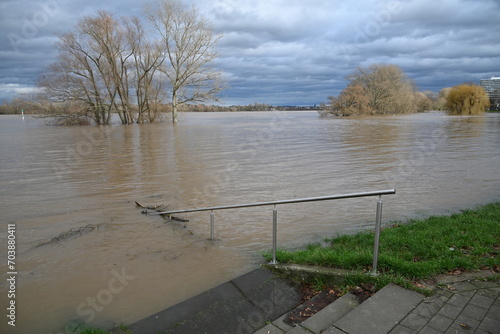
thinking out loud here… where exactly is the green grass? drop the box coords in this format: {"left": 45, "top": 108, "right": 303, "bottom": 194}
{"left": 265, "top": 202, "right": 499, "bottom": 282}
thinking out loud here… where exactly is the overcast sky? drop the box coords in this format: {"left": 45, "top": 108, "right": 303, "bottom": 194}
{"left": 1, "top": 0, "right": 499, "bottom": 106}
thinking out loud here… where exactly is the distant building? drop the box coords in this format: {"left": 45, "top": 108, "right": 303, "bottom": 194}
{"left": 480, "top": 76, "right": 500, "bottom": 110}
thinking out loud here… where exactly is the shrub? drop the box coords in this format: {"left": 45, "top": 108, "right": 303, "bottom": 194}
{"left": 445, "top": 84, "right": 490, "bottom": 115}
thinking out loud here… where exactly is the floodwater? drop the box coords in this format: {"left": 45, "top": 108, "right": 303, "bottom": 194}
{"left": 0, "top": 111, "right": 499, "bottom": 333}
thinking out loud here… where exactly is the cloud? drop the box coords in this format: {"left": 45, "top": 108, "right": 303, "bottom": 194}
{"left": 0, "top": 0, "right": 499, "bottom": 105}
{"left": 0, "top": 83, "right": 39, "bottom": 100}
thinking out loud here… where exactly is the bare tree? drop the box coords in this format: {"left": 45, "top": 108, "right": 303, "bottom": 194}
{"left": 348, "top": 64, "right": 417, "bottom": 114}
{"left": 124, "top": 16, "right": 166, "bottom": 123}
{"left": 38, "top": 30, "right": 113, "bottom": 124}
{"left": 37, "top": 4, "right": 223, "bottom": 125}
{"left": 414, "top": 92, "right": 434, "bottom": 112}
{"left": 79, "top": 11, "right": 136, "bottom": 124}
{"left": 37, "top": 12, "right": 130, "bottom": 124}
{"left": 145, "top": 0, "right": 224, "bottom": 123}
{"left": 323, "top": 64, "right": 434, "bottom": 116}
{"left": 335, "top": 85, "right": 372, "bottom": 116}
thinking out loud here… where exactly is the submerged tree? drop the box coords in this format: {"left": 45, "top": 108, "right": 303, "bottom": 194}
{"left": 436, "top": 87, "right": 452, "bottom": 110}
{"left": 348, "top": 64, "right": 418, "bottom": 114}
{"left": 38, "top": 26, "right": 113, "bottom": 125}
{"left": 445, "top": 84, "right": 490, "bottom": 115}
{"left": 38, "top": 11, "right": 157, "bottom": 125}
{"left": 145, "top": 0, "right": 224, "bottom": 123}
{"left": 124, "top": 16, "right": 167, "bottom": 123}
{"left": 326, "top": 64, "right": 432, "bottom": 116}
{"left": 335, "top": 85, "right": 372, "bottom": 116}
{"left": 37, "top": 1, "right": 224, "bottom": 125}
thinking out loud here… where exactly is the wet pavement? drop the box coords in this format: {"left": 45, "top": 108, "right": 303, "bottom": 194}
{"left": 123, "top": 267, "right": 301, "bottom": 334}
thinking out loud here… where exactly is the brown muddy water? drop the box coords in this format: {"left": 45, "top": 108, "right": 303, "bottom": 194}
{"left": 0, "top": 111, "right": 499, "bottom": 333}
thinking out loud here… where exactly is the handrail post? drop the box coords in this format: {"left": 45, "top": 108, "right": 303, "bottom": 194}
{"left": 210, "top": 210, "right": 215, "bottom": 240}
{"left": 371, "top": 195, "right": 383, "bottom": 276}
{"left": 270, "top": 204, "right": 278, "bottom": 264}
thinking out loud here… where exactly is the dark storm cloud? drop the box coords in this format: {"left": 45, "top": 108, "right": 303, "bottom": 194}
{"left": 1, "top": 0, "right": 499, "bottom": 105}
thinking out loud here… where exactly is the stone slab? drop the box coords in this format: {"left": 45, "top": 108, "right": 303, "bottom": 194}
{"left": 332, "top": 283, "right": 424, "bottom": 334}
{"left": 299, "top": 292, "right": 359, "bottom": 334}
{"left": 272, "top": 314, "right": 296, "bottom": 332}
{"left": 253, "top": 323, "right": 285, "bottom": 334}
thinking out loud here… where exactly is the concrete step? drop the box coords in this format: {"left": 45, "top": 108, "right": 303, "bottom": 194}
{"left": 290, "top": 292, "right": 359, "bottom": 333}
{"left": 254, "top": 283, "right": 424, "bottom": 334}
{"left": 254, "top": 291, "right": 359, "bottom": 334}
{"left": 327, "top": 283, "right": 424, "bottom": 334}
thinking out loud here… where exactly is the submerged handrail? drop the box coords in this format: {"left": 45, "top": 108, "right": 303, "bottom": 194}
{"left": 154, "top": 189, "right": 396, "bottom": 275}
{"left": 155, "top": 189, "right": 396, "bottom": 215}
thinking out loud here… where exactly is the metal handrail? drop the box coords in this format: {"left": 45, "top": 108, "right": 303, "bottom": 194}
{"left": 155, "top": 189, "right": 396, "bottom": 215}
{"left": 153, "top": 189, "right": 396, "bottom": 275}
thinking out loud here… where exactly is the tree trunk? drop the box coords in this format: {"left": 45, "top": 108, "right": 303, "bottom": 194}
{"left": 172, "top": 90, "right": 178, "bottom": 123}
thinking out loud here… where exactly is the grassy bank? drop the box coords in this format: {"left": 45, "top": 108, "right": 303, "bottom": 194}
{"left": 265, "top": 202, "right": 499, "bottom": 288}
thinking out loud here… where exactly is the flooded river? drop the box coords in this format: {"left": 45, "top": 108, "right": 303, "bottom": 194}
{"left": 1, "top": 111, "right": 499, "bottom": 333}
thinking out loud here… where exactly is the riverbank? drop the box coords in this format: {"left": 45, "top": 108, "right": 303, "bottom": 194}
{"left": 78, "top": 202, "right": 498, "bottom": 334}
{"left": 264, "top": 202, "right": 499, "bottom": 291}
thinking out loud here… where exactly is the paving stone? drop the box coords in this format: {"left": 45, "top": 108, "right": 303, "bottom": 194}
{"left": 458, "top": 290, "right": 476, "bottom": 298}
{"left": 432, "top": 294, "right": 452, "bottom": 307}
{"left": 412, "top": 301, "right": 442, "bottom": 319}
{"left": 388, "top": 325, "right": 417, "bottom": 334}
{"left": 474, "top": 328, "right": 493, "bottom": 334}
{"left": 444, "top": 328, "right": 469, "bottom": 334}
{"left": 465, "top": 291, "right": 479, "bottom": 298}
{"left": 426, "top": 314, "right": 454, "bottom": 332}
{"left": 477, "top": 288, "right": 500, "bottom": 299}
{"left": 451, "top": 281, "right": 480, "bottom": 292}
{"left": 418, "top": 326, "right": 442, "bottom": 334}
{"left": 471, "top": 280, "right": 498, "bottom": 289}
{"left": 322, "top": 326, "right": 348, "bottom": 334}
{"left": 334, "top": 284, "right": 423, "bottom": 334}
{"left": 287, "top": 325, "right": 313, "bottom": 334}
{"left": 447, "top": 294, "right": 470, "bottom": 308}
{"left": 437, "top": 271, "right": 494, "bottom": 285}
{"left": 477, "top": 315, "right": 500, "bottom": 334}
{"left": 460, "top": 303, "right": 488, "bottom": 321}
{"left": 469, "top": 293, "right": 495, "bottom": 309}
{"left": 400, "top": 312, "right": 429, "bottom": 331}
{"left": 450, "top": 314, "right": 480, "bottom": 332}
{"left": 486, "top": 304, "right": 500, "bottom": 319}
{"left": 438, "top": 303, "right": 463, "bottom": 319}
{"left": 437, "top": 290, "right": 454, "bottom": 299}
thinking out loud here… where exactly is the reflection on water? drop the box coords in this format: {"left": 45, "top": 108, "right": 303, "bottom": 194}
{"left": 0, "top": 111, "right": 499, "bottom": 333}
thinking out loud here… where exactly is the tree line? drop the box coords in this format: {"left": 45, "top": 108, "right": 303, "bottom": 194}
{"left": 320, "top": 64, "right": 490, "bottom": 116}
{"left": 31, "top": 0, "right": 223, "bottom": 125}
{"left": 2, "top": 32, "right": 492, "bottom": 120}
